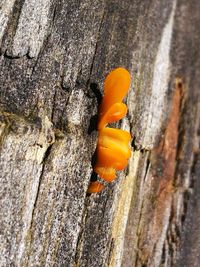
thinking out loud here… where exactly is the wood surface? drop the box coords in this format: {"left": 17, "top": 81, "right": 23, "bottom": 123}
{"left": 0, "top": 0, "right": 200, "bottom": 266}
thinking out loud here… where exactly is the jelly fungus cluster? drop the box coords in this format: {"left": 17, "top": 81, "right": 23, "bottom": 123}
{"left": 87, "top": 68, "right": 132, "bottom": 193}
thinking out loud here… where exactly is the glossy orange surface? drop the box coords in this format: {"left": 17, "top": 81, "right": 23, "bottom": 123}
{"left": 98, "top": 103, "right": 127, "bottom": 130}
{"left": 100, "top": 68, "right": 131, "bottom": 113}
{"left": 87, "top": 67, "right": 131, "bottom": 193}
{"left": 94, "top": 166, "right": 116, "bottom": 182}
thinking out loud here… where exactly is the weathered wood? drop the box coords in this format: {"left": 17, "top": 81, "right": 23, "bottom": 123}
{"left": 0, "top": 0, "right": 200, "bottom": 266}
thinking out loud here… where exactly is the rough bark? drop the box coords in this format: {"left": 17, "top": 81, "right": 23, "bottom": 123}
{"left": 0, "top": 0, "right": 200, "bottom": 266}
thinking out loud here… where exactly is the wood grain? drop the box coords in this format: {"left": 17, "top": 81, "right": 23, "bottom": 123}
{"left": 0, "top": 0, "right": 200, "bottom": 266}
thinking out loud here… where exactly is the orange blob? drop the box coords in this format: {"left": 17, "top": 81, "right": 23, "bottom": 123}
{"left": 98, "top": 103, "right": 127, "bottom": 130}
{"left": 98, "top": 128, "right": 131, "bottom": 158}
{"left": 95, "top": 146, "right": 128, "bottom": 170}
{"left": 100, "top": 127, "right": 131, "bottom": 143}
{"left": 87, "top": 181, "right": 104, "bottom": 193}
{"left": 98, "top": 67, "right": 131, "bottom": 130}
{"left": 94, "top": 166, "right": 116, "bottom": 182}
{"left": 87, "top": 67, "right": 132, "bottom": 194}
{"left": 95, "top": 128, "right": 132, "bottom": 174}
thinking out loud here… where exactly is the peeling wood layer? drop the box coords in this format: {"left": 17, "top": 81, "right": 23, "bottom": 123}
{"left": 141, "top": 0, "right": 176, "bottom": 149}
{"left": 136, "top": 78, "right": 182, "bottom": 267}
{"left": 120, "top": 0, "right": 200, "bottom": 265}
{"left": 120, "top": 77, "right": 183, "bottom": 267}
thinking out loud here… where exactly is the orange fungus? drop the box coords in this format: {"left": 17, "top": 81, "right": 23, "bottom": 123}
{"left": 87, "top": 67, "right": 132, "bottom": 193}
{"left": 98, "top": 67, "right": 131, "bottom": 130}
{"left": 87, "top": 181, "right": 104, "bottom": 194}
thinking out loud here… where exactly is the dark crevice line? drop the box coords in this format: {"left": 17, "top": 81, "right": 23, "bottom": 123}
{"left": 52, "top": 1, "right": 58, "bottom": 24}
{"left": 87, "top": 7, "right": 106, "bottom": 87}
{"left": 143, "top": 151, "right": 151, "bottom": 183}
{"left": 51, "top": 89, "right": 57, "bottom": 123}
{"left": 134, "top": 152, "right": 151, "bottom": 267}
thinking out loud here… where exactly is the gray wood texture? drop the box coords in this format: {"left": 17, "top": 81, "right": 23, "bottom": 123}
{"left": 0, "top": 0, "right": 200, "bottom": 266}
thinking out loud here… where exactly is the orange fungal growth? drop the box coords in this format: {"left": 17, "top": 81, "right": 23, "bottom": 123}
{"left": 93, "top": 166, "right": 116, "bottom": 182}
{"left": 98, "top": 102, "right": 127, "bottom": 130}
{"left": 97, "top": 128, "right": 131, "bottom": 170}
{"left": 87, "top": 181, "right": 104, "bottom": 194}
{"left": 87, "top": 67, "right": 132, "bottom": 194}
{"left": 98, "top": 67, "right": 131, "bottom": 130}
